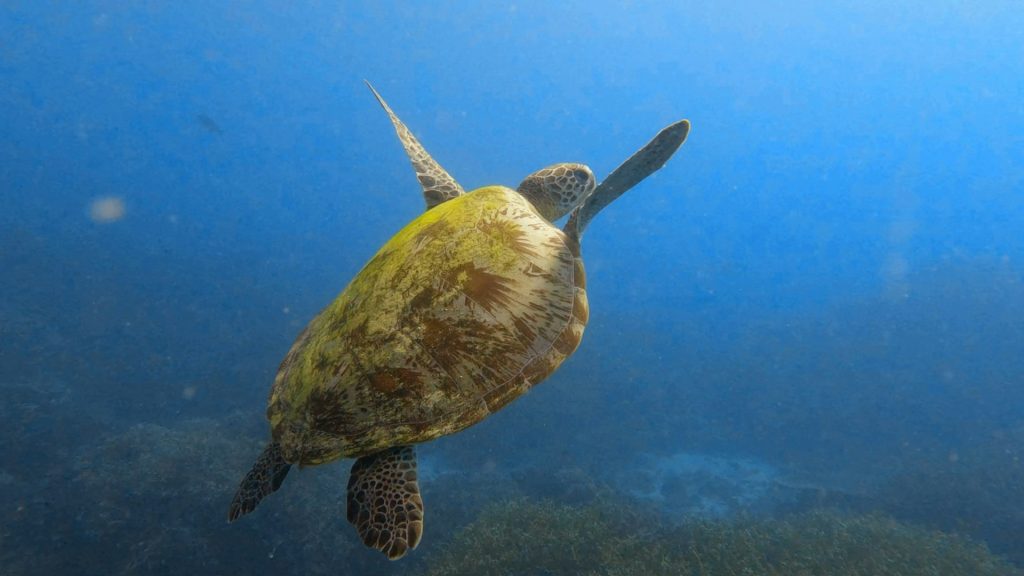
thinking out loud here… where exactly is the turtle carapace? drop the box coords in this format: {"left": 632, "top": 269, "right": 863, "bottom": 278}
{"left": 228, "top": 82, "right": 690, "bottom": 560}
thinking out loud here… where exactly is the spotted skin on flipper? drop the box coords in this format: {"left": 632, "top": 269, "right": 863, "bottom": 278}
{"left": 346, "top": 445, "right": 423, "bottom": 560}
{"left": 365, "top": 82, "right": 464, "bottom": 209}
{"left": 227, "top": 441, "right": 291, "bottom": 521}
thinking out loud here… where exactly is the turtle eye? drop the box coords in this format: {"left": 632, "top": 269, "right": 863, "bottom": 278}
{"left": 572, "top": 168, "right": 593, "bottom": 185}
{"left": 572, "top": 168, "right": 596, "bottom": 193}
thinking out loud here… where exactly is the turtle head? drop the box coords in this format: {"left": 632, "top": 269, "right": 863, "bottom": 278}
{"left": 516, "top": 163, "right": 596, "bottom": 221}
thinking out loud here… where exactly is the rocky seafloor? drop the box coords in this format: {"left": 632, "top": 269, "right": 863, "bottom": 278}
{"left": 2, "top": 379, "right": 1021, "bottom": 576}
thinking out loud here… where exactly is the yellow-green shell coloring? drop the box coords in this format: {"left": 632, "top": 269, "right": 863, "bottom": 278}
{"left": 268, "top": 185, "right": 588, "bottom": 465}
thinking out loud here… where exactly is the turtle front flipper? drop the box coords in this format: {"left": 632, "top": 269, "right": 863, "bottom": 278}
{"left": 567, "top": 119, "right": 691, "bottom": 238}
{"left": 365, "top": 81, "right": 465, "bottom": 210}
{"left": 346, "top": 445, "right": 424, "bottom": 560}
{"left": 227, "top": 441, "right": 291, "bottom": 521}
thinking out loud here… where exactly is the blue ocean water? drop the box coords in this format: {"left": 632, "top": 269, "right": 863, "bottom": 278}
{"left": 2, "top": 1, "right": 1023, "bottom": 574}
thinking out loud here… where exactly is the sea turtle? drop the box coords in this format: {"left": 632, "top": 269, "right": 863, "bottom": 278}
{"left": 228, "top": 82, "right": 690, "bottom": 560}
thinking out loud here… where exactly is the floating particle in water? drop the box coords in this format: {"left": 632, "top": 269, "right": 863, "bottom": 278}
{"left": 197, "top": 113, "right": 223, "bottom": 135}
{"left": 182, "top": 386, "right": 198, "bottom": 400}
{"left": 89, "top": 196, "right": 126, "bottom": 223}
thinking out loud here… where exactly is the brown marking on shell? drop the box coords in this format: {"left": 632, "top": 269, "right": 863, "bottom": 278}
{"left": 477, "top": 215, "right": 539, "bottom": 257}
{"left": 454, "top": 263, "right": 516, "bottom": 314}
{"left": 269, "top": 186, "right": 591, "bottom": 463}
{"left": 408, "top": 285, "right": 434, "bottom": 307}
{"left": 419, "top": 315, "right": 452, "bottom": 353}
{"left": 512, "top": 316, "right": 537, "bottom": 343}
{"left": 522, "top": 262, "right": 551, "bottom": 278}
{"left": 413, "top": 218, "right": 451, "bottom": 251}
{"left": 369, "top": 368, "right": 423, "bottom": 396}
{"left": 296, "top": 386, "right": 353, "bottom": 461}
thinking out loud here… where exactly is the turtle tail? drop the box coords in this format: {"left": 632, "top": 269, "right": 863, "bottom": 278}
{"left": 228, "top": 441, "right": 291, "bottom": 522}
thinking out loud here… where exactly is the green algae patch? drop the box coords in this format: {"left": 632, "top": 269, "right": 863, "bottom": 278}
{"left": 424, "top": 500, "right": 1020, "bottom": 576}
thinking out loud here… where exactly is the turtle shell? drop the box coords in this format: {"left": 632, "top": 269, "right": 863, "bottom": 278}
{"left": 268, "top": 186, "right": 589, "bottom": 465}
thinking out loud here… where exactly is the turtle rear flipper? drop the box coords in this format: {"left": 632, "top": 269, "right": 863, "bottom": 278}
{"left": 347, "top": 445, "right": 424, "bottom": 560}
{"left": 228, "top": 441, "right": 291, "bottom": 521}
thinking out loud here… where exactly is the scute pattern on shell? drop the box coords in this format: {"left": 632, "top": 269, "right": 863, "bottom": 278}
{"left": 268, "top": 186, "right": 589, "bottom": 464}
